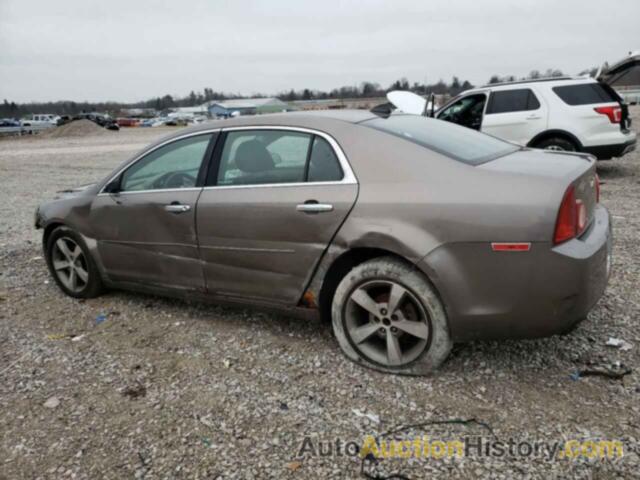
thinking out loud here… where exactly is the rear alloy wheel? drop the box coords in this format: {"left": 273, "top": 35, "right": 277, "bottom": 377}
{"left": 332, "top": 257, "right": 451, "bottom": 375}
{"left": 534, "top": 137, "right": 577, "bottom": 152}
{"left": 45, "top": 226, "right": 104, "bottom": 298}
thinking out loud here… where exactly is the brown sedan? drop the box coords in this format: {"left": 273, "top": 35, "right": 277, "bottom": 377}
{"left": 35, "top": 110, "right": 612, "bottom": 374}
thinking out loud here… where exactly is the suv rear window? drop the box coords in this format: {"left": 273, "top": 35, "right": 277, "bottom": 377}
{"left": 486, "top": 89, "right": 540, "bottom": 114}
{"left": 553, "top": 83, "right": 618, "bottom": 105}
{"left": 362, "top": 115, "right": 519, "bottom": 165}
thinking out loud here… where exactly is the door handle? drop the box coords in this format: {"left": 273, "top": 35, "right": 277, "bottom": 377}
{"left": 296, "top": 202, "right": 334, "bottom": 214}
{"left": 164, "top": 203, "right": 191, "bottom": 213}
{"left": 526, "top": 115, "right": 541, "bottom": 120}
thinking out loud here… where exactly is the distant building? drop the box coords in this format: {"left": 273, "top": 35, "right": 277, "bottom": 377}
{"left": 206, "top": 98, "right": 290, "bottom": 117}
{"left": 171, "top": 105, "right": 209, "bottom": 116}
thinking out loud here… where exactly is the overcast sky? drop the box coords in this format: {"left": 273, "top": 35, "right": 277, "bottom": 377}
{"left": 1, "top": 0, "right": 638, "bottom": 103}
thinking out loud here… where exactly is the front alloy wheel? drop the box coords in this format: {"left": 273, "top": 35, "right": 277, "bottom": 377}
{"left": 45, "top": 226, "right": 104, "bottom": 298}
{"left": 51, "top": 237, "right": 89, "bottom": 293}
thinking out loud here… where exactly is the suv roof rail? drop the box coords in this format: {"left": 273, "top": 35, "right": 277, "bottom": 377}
{"left": 480, "top": 77, "right": 576, "bottom": 88}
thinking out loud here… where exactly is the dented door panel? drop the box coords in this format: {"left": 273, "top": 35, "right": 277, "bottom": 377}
{"left": 90, "top": 190, "right": 204, "bottom": 290}
{"left": 196, "top": 183, "right": 357, "bottom": 304}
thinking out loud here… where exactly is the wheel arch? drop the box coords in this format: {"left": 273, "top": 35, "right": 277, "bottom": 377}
{"left": 42, "top": 221, "right": 67, "bottom": 249}
{"left": 42, "top": 221, "right": 103, "bottom": 277}
{"left": 313, "top": 246, "right": 443, "bottom": 324}
{"left": 527, "top": 130, "right": 583, "bottom": 150}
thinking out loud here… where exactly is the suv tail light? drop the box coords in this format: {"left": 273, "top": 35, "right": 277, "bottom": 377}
{"left": 594, "top": 106, "right": 622, "bottom": 123}
{"left": 553, "top": 185, "right": 587, "bottom": 245}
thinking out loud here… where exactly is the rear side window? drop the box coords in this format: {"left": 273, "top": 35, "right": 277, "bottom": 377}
{"left": 218, "top": 130, "right": 310, "bottom": 186}
{"left": 216, "top": 130, "right": 343, "bottom": 186}
{"left": 486, "top": 89, "right": 540, "bottom": 114}
{"left": 362, "top": 115, "right": 519, "bottom": 165}
{"left": 553, "top": 84, "right": 617, "bottom": 105}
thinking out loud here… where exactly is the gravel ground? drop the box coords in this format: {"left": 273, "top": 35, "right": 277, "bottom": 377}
{"left": 1, "top": 115, "right": 639, "bottom": 479}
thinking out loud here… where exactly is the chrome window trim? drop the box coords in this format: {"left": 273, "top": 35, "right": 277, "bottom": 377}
{"left": 97, "top": 125, "right": 358, "bottom": 196}
{"left": 206, "top": 125, "right": 358, "bottom": 189}
{"left": 97, "top": 129, "right": 220, "bottom": 196}
{"left": 202, "top": 181, "right": 350, "bottom": 191}
{"left": 99, "top": 187, "right": 203, "bottom": 196}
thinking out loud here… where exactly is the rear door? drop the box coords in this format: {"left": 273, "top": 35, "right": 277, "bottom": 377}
{"left": 196, "top": 127, "right": 358, "bottom": 304}
{"left": 481, "top": 88, "right": 547, "bottom": 145}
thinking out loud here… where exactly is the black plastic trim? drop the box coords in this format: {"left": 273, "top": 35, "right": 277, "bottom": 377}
{"left": 204, "top": 131, "right": 228, "bottom": 186}
{"left": 196, "top": 131, "right": 220, "bottom": 187}
{"left": 582, "top": 138, "right": 637, "bottom": 160}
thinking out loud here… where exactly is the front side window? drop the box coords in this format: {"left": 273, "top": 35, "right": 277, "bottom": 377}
{"left": 363, "top": 115, "right": 519, "bottom": 165}
{"left": 216, "top": 130, "right": 343, "bottom": 185}
{"left": 120, "top": 134, "right": 212, "bottom": 192}
{"left": 437, "top": 94, "right": 486, "bottom": 130}
{"left": 486, "top": 89, "right": 540, "bottom": 114}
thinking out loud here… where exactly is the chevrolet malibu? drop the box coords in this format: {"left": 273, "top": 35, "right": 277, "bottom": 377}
{"left": 35, "top": 110, "right": 612, "bottom": 374}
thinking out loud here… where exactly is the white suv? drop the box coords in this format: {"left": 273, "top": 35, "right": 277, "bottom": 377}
{"left": 434, "top": 77, "right": 636, "bottom": 160}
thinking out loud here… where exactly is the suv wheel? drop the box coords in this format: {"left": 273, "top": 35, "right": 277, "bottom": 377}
{"left": 534, "top": 137, "right": 577, "bottom": 152}
{"left": 45, "top": 226, "right": 104, "bottom": 298}
{"left": 331, "top": 257, "right": 451, "bottom": 375}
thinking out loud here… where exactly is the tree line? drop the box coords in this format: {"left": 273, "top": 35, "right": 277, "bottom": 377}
{"left": 2, "top": 68, "right": 582, "bottom": 118}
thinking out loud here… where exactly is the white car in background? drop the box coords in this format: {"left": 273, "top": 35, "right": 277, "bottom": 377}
{"left": 21, "top": 114, "right": 59, "bottom": 129}
{"left": 433, "top": 78, "right": 636, "bottom": 160}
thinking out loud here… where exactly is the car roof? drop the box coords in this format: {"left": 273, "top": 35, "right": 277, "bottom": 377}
{"left": 480, "top": 77, "right": 575, "bottom": 87}
{"left": 136, "top": 109, "right": 382, "bottom": 157}
{"left": 464, "top": 76, "right": 597, "bottom": 94}
{"left": 162, "top": 109, "right": 378, "bottom": 137}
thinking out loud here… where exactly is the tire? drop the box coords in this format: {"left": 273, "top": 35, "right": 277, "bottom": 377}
{"left": 534, "top": 137, "right": 577, "bottom": 152}
{"left": 45, "top": 226, "right": 104, "bottom": 298}
{"left": 331, "top": 257, "right": 452, "bottom": 375}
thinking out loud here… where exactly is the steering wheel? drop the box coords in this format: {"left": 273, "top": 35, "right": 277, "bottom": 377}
{"left": 152, "top": 171, "right": 196, "bottom": 189}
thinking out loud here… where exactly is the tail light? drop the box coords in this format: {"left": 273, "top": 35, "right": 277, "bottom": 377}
{"left": 594, "top": 106, "right": 622, "bottom": 123}
{"left": 553, "top": 185, "right": 587, "bottom": 245}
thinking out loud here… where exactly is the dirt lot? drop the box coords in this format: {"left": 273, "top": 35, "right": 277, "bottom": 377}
{"left": 1, "top": 115, "right": 639, "bottom": 479}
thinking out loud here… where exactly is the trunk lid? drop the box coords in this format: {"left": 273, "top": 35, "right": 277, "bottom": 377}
{"left": 480, "top": 148, "right": 598, "bottom": 230}
{"left": 597, "top": 51, "right": 640, "bottom": 132}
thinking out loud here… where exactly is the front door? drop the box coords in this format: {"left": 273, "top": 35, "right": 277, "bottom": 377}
{"left": 90, "top": 133, "right": 216, "bottom": 290}
{"left": 436, "top": 93, "right": 487, "bottom": 131}
{"left": 196, "top": 128, "right": 358, "bottom": 304}
{"left": 481, "top": 88, "right": 548, "bottom": 145}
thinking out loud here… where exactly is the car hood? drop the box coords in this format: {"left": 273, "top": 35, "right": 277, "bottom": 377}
{"left": 54, "top": 183, "right": 99, "bottom": 199}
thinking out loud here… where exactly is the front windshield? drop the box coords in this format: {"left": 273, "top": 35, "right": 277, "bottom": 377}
{"left": 362, "top": 115, "right": 519, "bottom": 165}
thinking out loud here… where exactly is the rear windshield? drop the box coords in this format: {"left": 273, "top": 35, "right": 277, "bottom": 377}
{"left": 552, "top": 83, "right": 618, "bottom": 105}
{"left": 362, "top": 115, "right": 519, "bottom": 165}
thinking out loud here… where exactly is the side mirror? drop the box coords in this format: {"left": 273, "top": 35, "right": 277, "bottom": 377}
{"left": 104, "top": 176, "right": 122, "bottom": 194}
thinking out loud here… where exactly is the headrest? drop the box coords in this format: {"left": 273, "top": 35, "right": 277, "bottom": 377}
{"left": 235, "top": 140, "right": 275, "bottom": 173}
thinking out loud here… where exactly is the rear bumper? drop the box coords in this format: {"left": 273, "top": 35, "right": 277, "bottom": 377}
{"left": 420, "top": 206, "right": 612, "bottom": 341}
{"left": 582, "top": 136, "right": 636, "bottom": 160}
